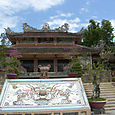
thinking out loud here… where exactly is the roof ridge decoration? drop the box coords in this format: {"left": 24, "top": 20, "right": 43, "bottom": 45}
{"left": 5, "top": 23, "right": 84, "bottom": 34}
{"left": 23, "top": 23, "right": 69, "bottom": 32}
{"left": 55, "top": 23, "right": 69, "bottom": 32}
{"left": 5, "top": 27, "right": 15, "bottom": 35}
{"left": 42, "top": 23, "right": 50, "bottom": 32}
{"left": 23, "top": 23, "right": 38, "bottom": 32}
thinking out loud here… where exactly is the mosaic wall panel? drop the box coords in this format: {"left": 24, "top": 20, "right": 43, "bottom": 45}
{"left": 0, "top": 78, "right": 90, "bottom": 111}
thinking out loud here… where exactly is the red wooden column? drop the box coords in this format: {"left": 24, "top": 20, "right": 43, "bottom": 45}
{"left": 34, "top": 55, "right": 38, "bottom": 72}
{"left": 54, "top": 58, "right": 57, "bottom": 72}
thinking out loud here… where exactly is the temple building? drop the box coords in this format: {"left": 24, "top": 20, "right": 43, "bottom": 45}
{"left": 5, "top": 23, "right": 115, "bottom": 80}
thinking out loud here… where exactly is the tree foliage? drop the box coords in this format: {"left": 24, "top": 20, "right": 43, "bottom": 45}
{"left": 82, "top": 19, "right": 114, "bottom": 47}
{"left": 0, "top": 32, "right": 11, "bottom": 45}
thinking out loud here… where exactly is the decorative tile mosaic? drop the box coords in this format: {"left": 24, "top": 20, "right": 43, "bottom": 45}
{"left": 0, "top": 78, "right": 90, "bottom": 111}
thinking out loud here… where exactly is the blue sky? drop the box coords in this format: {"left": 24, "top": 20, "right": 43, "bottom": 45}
{"left": 0, "top": 0, "right": 115, "bottom": 42}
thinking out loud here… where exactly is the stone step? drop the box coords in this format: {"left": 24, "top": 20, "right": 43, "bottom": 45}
{"left": 85, "top": 88, "right": 115, "bottom": 92}
{"left": 105, "top": 110, "right": 115, "bottom": 114}
{"left": 104, "top": 103, "right": 115, "bottom": 107}
{"left": 104, "top": 107, "right": 115, "bottom": 111}
{"left": 84, "top": 84, "right": 115, "bottom": 87}
{"left": 106, "top": 101, "right": 115, "bottom": 104}
{"left": 85, "top": 90, "right": 115, "bottom": 93}
{"left": 85, "top": 92, "right": 115, "bottom": 96}
{"left": 102, "top": 95, "right": 115, "bottom": 98}
{"left": 84, "top": 82, "right": 113, "bottom": 86}
{"left": 107, "top": 98, "right": 115, "bottom": 101}
{"left": 84, "top": 82, "right": 115, "bottom": 112}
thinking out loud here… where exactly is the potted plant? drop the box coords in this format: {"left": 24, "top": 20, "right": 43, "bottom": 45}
{"left": 68, "top": 57, "right": 82, "bottom": 78}
{"left": 7, "top": 66, "right": 19, "bottom": 79}
{"left": 87, "top": 62, "right": 106, "bottom": 110}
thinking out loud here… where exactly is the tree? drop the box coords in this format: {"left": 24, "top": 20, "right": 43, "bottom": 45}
{"left": 0, "top": 32, "right": 11, "bottom": 46}
{"left": 81, "top": 19, "right": 114, "bottom": 47}
{"left": 0, "top": 33, "right": 8, "bottom": 69}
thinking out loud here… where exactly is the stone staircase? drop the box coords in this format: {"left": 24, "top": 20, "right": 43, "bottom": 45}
{"left": 84, "top": 82, "right": 115, "bottom": 113}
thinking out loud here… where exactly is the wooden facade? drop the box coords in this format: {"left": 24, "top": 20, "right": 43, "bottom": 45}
{"left": 6, "top": 23, "right": 94, "bottom": 73}
{"left": 5, "top": 23, "right": 115, "bottom": 80}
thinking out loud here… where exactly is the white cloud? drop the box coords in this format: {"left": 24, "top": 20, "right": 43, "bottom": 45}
{"left": 80, "top": 8, "right": 89, "bottom": 13}
{"left": 92, "top": 16, "right": 98, "bottom": 19}
{"left": 29, "top": 0, "right": 65, "bottom": 11}
{"left": 110, "top": 20, "right": 115, "bottom": 27}
{"left": 48, "top": 19, "right": 68, "bottom": 26}
{"left": 60, "top": 13, "right": 73, "bottom": 17}
{"left": 70, "top": 18, "right": 80, "bottom": 23}
{"left": 110, "top": 20, "right": 115, "bottom": 42}
{"left": 50, "top": 12, "right": 73, "bottom": 19}
{"left": 86, "top": 1, "right": 90, "bottom": 5}
{"left": 0, "top": 0, "right": 65, "bottom": 33}
{"left": 0, "top": 14, "right": 19, "bottom": 33}
{"left": 0, "top": 0, "right": 65, "bottom": 15}
{"left": 48, "top": 16, "right": 81, "bottom": 32}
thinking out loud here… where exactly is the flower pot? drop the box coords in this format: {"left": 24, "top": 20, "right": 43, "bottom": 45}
{"left": 7, "top": 74, "right": 17, "bottom": 79}
{"left": 0, "top": 69, "right": 5, "bottom": 72}
{"left": 68, "top": 73, "right": 78, "bottom": 78}
{"left": 89, "top": 101, "right": 106, "bottom": 109}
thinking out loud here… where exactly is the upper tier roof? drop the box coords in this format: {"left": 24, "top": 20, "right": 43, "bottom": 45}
{"left": 5, "top": 23, "right": 84, "bottom": 44}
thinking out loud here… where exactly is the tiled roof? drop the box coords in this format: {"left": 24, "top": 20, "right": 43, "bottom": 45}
{"left": 8, "top": 45, "right": 98, "bottom": 54}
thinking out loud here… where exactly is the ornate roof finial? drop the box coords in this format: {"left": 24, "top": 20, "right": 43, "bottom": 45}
{"left": 23, "top": 23, "right": 38, "bottom": 32}
{"left": 5, "top": 27, "right": 15, "bottom": 34}
{"left": 55, "top": 23, "right": 69, "bottom": 32}
{"left": 42, "top": 23, "right": 50, "bottom": 32}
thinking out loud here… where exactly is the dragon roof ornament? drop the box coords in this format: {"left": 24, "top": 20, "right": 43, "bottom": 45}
{"left": 42, "top": 23, "right": 50, "bottom": 32}
{"left": 23, "top": 23, "right": 38, "bottom": 32}
{"left": 5, "top": 27, "right": 16, "bottom": 35}
{"left": 55, "top": 23, "right": 69, "bottom": 32}
{"left": 5, "top": 22, "right": 84, "bottom": 34}
{"left": 22, "top": 23, "right": 69, "bottom": 32}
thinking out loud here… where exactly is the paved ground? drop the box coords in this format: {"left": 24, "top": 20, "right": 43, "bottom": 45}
{"left": 91, "top": 110, "right": 115, "bottom": 115}
{"left": 105, "top": 110, "right": 115, "bottom": 115}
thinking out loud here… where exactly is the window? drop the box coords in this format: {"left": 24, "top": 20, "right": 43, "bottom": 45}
{"left": 18, "top": 38, "right": 34, "bottom": 43}
{"left": 57, "top": 38, "right": 72, "bottom": 43}
{"left": 38, "top": 38, "right": 53, "bottom": 43}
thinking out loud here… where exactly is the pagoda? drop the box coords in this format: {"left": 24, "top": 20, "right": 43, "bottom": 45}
{"left": 5, "top": 23, "right": 114, "bottom": 80}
